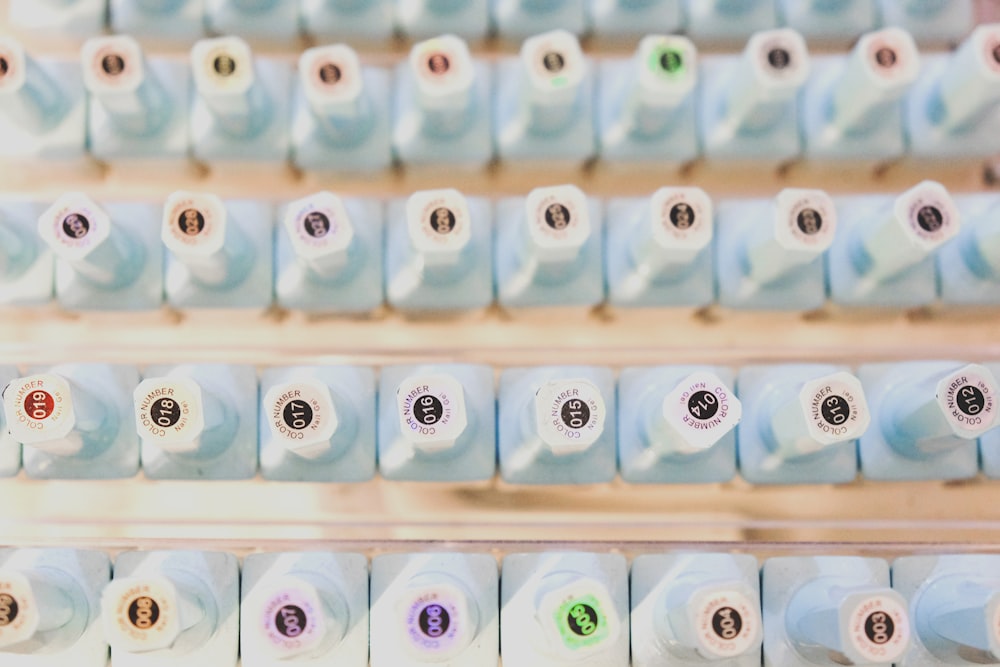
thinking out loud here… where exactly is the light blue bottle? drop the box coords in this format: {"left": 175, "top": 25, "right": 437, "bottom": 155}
{"left": 494, "top": 30, "right": 596, "bottom": 165}
{"left": 162, "top": 191, "right": 274, "bottom": 310}
{"left": 938, "top": 194, "right": 1000, "bottom": 307}
{"left": 38, "top": 193, "right": 163, "bottom": 311}
{"left": 587, "top": 0, "right": 683, "bottom": 39}
{"left": 81, "top": 35, "right": 191, "bottom": 170}
{"left": 683, "top": 0, "right": 778, "bottom": 42}
{"left": 878, "top": 0, "right": 974, "bottom": 44}
{"left": 858, "top": 361, "right": 999, "bottom": 481}
{"left": 716, "top": 189, "right": 835, "bottom": 311}
{"left": 377, "top": 363, "right": 496, "bottom": 482}
{"left": 135, "top": 363, "right": 258, "bottom": 480}
{"left": 761, "top": 556, "right": 911, "bottom": 667}
{"left": 189, "top": 36, "right": 292, "bottom": 168}
{"left": 371, "top": 552, "right": 498, "bottom": 667}
{"left": 385, "top": 189, "right": 493, "bottom": 314}
{"left": 241, "top": 552, "right": 369, "bottom": 667}
{"left": 498, "top": 365, "right": 616, "bottom": 484}
{"left": 699, "top": 28, "right": 809, "bottom": 164}
{"left": 501, "top": 551, "right": 629, "bottom": 666}
{"left": 1, "top": 364, "right": 140, "bottom": 479}
{"left": 397, "top": 0, "right": 491, "bottom": 40}
{"left": 631, "top": 553, "right": 762, "bottom": 667}
{"left": 275, "top": 191, "right": 384, "bottom": 314}
{"left": 7, "top": 0, "right": 105, "bottom": 38}
{"left": 102, "top": 550, "right": 239, "bottom": 667}
{"left": 801, "top": 27, "right": 920, "bottom": 163}
{"left": 605, "top": 187, "right": 714, "bottom": 308}
{"left": 0, "top": 366, "right": 20, "bottom": 478}
{"left": 495, "top": 185, "right": 604, "bottom": 311}
{"left": 108, "top": 0, "right": 207, "bottom": 41}
{"left": 979, "top": 361, "right": 1000, "bottom": 479}
{"left": 291, "top": 45, "right": 393, "bottom": 174}
{"left": 0, "top": 200, "right": 53, "bottom": 307}
{"left": 737, "top": 364, "right": 868, "bottom": 484}
{"left": 597, "top": 36, "right": 700, "bottom": 166}
{"left": 777, "top": 0, "right": 877, "bottom": 42}
{"left": 827, "top": 181, "right": 959, "bottom": 308}
{"left": 0, "top": 38, "right": 88, "bottom": 171}
{"left": 0, "top": 547, "right": 110, "bottom": 667}
{"left": 205, "top": 0, "right": 300, "bottom": 42}
{"left": 893, "top": 554, "right": 1000, "bottom": 667}
{"left": 301, "top": 0, "right": 394, "bottom": 42}
{"left": 258, "top": 365, "right": 376, "bottom": 482}
{"left": 392, "top": 35, "right": 493, "bottom": 168}
{"left": 618, "top": 366, "right": 741, "bottom": 484}
{"left": 906, "top": 24, "right": 1000, "bottom": 162}
{"left": 491, "top": 0, "right": 587, "bottom": 39}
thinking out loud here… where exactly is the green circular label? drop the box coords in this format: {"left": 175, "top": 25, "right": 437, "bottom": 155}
{"left": 649, "top": 48, "right": 686, "bottom": 79}
{"left": 554, "top": 593, "right": 611, "bottom": 650}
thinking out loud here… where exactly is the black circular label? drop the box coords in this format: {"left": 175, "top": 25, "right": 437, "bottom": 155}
{"left": 151, "top": 397, "right": 181, "bottom": 428}
{"left": 178, "top": 208, "right": 205, "bottom": 236}
{"left": 213, "top": 54, "right": 236, "bottom": 76}
{"left": 957, "top": 385, "right": 987, "bottom": 416}
{"left": 711, "top": 607, "right": 742, "bottom": 640}
{"left": 427, "top": 53, "right": 450, "bottom": 75}
{"left": 821, "top": 395, "right": 850, "bottom": 425}
{"left": 864, "top": 611, "right": 894, "bottom": 645}
{"left": 275, "top": 604, "right": 307, "bottom": 638}
{"left": 0, "top": 58, "right": 8, "bottom": 77}
{"left": 875, "top": 47, "right": 897, "bottom": 68}
{"left": 543, "top": 51, "right": 565, "bottom": 73}
{"left": 282, "top": 400, "right": 314, "bottom": 430}
{"left": 669, "top": 202, "right": 695, "bottom": 230}
{"left": 796, "top": 208, "right": 823, "bottom": 235}
{"left": 916, "top": 206, "right": 943, "bottom": 233}
{"left": 128, "top": 596, "right": 160, "bottom": 630}
{"left": 567, "top": 603, "right": 599, "bottom": 636}
{"left": 544, "top": 203, "right": 571, "bottom": 230}
{"left": 993, "top": 45, "right": 1000, "bottom": 65}
{"left": 767, "top": 48, "right": 791, "bottom": 69}
{"left": 101, "top": 54, "right": 125, "bottom": 76}
{"left": 415, "top": 394, "right": 444, "bottom": 426}
{"left": 0, "top": 593, "right": 19, "bottom": 627}
{"left": 687, "top": 390, "right": 720, "bottom": 421}
{"left": 659, "top": 50, "right": 683, "bottom": 73}
{"left": 303, "top": 211, "right": 331, "bottom": 238}
{"left": 430, "top": 207, "right": 456, "bottom": 234}
{"left": 561, "top": 399, "right": 591, "bottom": 429}
{"left": 418, "top": 604, "right": 450, "bottom": 638}
{"left": 319, "top": 62, "right": 342, "bottom": 84}
{"left": 62, "top": 213, "right": 90, "bottom": 239}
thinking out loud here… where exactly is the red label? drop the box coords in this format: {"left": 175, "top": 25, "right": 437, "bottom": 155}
{"left": 23, "top": 391, "right": 54, "bottom": 420}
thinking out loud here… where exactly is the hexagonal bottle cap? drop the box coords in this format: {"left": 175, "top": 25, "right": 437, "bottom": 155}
{"left": 102, "top": 575, "right": 201, "bottom": 654}
{"left": 191, "top": 36, "right": 254, "bottom": 97}
{"left": 524, "top": 185, "right": 591, "bottom": 264}
{"left": 744, "top": 188, "right": 835, "bottom": 285}
{"left": 667, "top": 583, "right": 761, "bottom": 659}
{"left": 536, "top": 574, "right": 621, "bottom": 659}
{"left": 250, "top": 574, "right": 344, "bottom": 660}
{"left": 834, "top": 27, "right": 919, "bottom": 129}
{"left": 81, "top": 35, "right": 145, "bottom": 95}
{"left": 769, "top": 371, "right": 871, "bottom": 459}
{"left": 406, "top": 188, "right": 472, "bottom": 267}
{"left": 299, "top": 44, "right": 363, "bottom": 113}
{"left": 162, "top": 190, "right": 228, "bottom": 259}
{"left": 396, "top": 373, "right": 468, "bottom": 454}
{"left": 649, "top": 371, "right": 741, "bottom": 457}
{"left": 936, "top": 364, "right": 999, "bottom": 439}
{"left": 409, "top": 35, "right": 475, "bottom": 110}
{"left": 534, "top": 379, "right": 606, "bottom": 455}
{"left": 2, "top": 373, "right": 97, "bottom": 456}
{"left": 743, "top": 28, "right": 810, "bottom": 93}
{"left": 38, "top": 192, "right": 112, "bottom": 262}
{"left": 263, "top": 379, "right": 340, "bottom": 460}
{"left": 634, "top": 35, "right": 698, "bottom": 108}
{"left": 283, "top": 191, "right": 355, "bottom": 277}
{"left": 395, "top": 573, "right": 478, "bottom": 660}
{"left": 0, "top": 37, "right": 27, "bottom": 94}
{"left": 133, "top": 376, "right": 208, "bottom": 454}
{"left": 0, "top": 570, "right": 74, "bottom": 649}
{"left": 633, "top": 186, "right": 713, "bottom": 272}
{"left": 521, "top": 30, "right": 585, "bottom": 102}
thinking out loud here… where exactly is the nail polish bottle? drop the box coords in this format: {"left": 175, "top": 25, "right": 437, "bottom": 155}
{"left": 0, "top": 366, "right": 21, "bottom": 477}
{"left": 258, "top": 365, "right": 376, "bottom": 482}
{"left": 501, "top": 551, "right": 629, "bottom": 666}
{"left": 134, "top": 363, "right": 258, "bottom": 480}
{"left": 494, "top": 185, "right": 604, "bottom": 314}
{"left": 2, "top": 364, "right": 140, "bottom": 479}
{"left": 38, "top": 192, "right": 163, "bottom": 311}
{"left": 161, "top": 190, "right": 274, "bottom": 311}
{"left": 204, "top": 0, "right": 300, "bottom": 42}
{"left": 494, "top": 30, "right": 596, "bottom": 165}
{"left": 893, "top": 554, "right": 1000, "bottom": 667}
{"left": 301, "top": 0, "right": 394, "bottom": 42}
{"left": 937, "top": 194, "right": 1000, "bottom": 307}
{"left": 0, "top": 547, "right": 110, "bottom": 667}
{"left": 385, "top": 189, "right": 493, "bottom": 314}
{"left": 241, "top": 551, "right": 369, "bottom": 667}
{"left": 392, "top": 35, "right": 493, "bottom": 168}
{"left": 498, "top": 366, "right": 616, "bottom": 484}
{"left": 81, "top": 35, "right": 191, "bottom": 171}
{"left": 777, "top": 0, "right": 877, "bottom": 42}
{"left": 396, "top": 0, "right": 491, "bottom": 40}
{"left": 377, "top": 364, "right": 496, "bottom": 482}
{"left": 108, "top": 0, "right": 207, "bottom": 41}
{"left": 103, "top": 550, "right": 239, "bottom": 667}
{"left": 762, "top": 556, "right": 910, "bottom": 667}
{"left": 491, "top": 0, "right": 587, "bottom": 40}
{"left": 715, "top": 188, "right": 835, "bottom": 311}
{"left": 801, "top": 27, "right": 920, "bottom": 163}
{"left": 683, "top": 0, "right": 779, "bottom": 43}
{"left": 371, "top": 552, "right": 498, "bottom": 667}
{"left": 0, "top": 200, "right": 53, "bottom": 307}
{"left": 858, "top": 361, "right": 999, "bottom": 481}
{"left": 587, "top": 0, "right": 684, "bottom": 39}
{"left": 631, "top": 552, "right": 762, "bottom": 667}
{"left": 274, "top": 191, "right": 384, "bottom": 315}
{"left": 699, "top": 28, "right": 810, "bottom": 164}
{"left": 877, "top": 0, "right": 974, "bottom": 44}
{"left": 7, "top": 0, "right": 105, "bottom": 39}
{"left": 605, "top": 187, "right": 714, "bottom": 309}
{"left": 188, "top": 36, "right": 292, "bottom": 169}
{"left": 291, "top": 44, "right": 393, "bottom": 174}
{"left": 737, "top": 364, "right": 868, "bottom": 484}
{"left": 597, "top": 35, "right": 700, "bottom": 166}
{"left": 618, "top": 366, "right": 741, "bottom": 483}
{"left": 827, "top": 181, "right": 960, "bottom": 308}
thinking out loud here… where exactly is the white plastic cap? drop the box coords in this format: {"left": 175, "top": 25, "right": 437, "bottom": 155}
{"left": 299, "top": 44, "right": 363, "bottom": 109}
{"left": 794, "top": 372, "right": 871, "bottom": 452}
{"left": 634, "top": 35, "right": 698, "bottom": 107}
{"left": 133, "top": 376, "right": 207, "bottom": 454}
{"left": 773, "top": 188, "right": 836, "bottom": 253}
{"left": 81, "top": 35, "right": 144, "bottom": 94}
{"left": 656, "top": 371, "right": 741, "bottom": 456}
{"left": 263, "top": 379, "right": 339, "bottom": 460}
{"left": 102, "top": 576, "right": 193, "bottom": 653}
{"left": 2, "top": 373, "right": 77, "bottom": 447}
{"left": 162, "top": 191, "right": 228, "bottom": 258}
{"left": 856, "top": 27, "right": 920, "bottom": 90}
{"left": 744, "top": 28, "right": 810, "bottom": 92}
{"left": 282, "top": 192, "right": 354, "bottom": 271}
{"left": 396, "top": 374, "right": 468, "bottom": 453}
{"left": 645, "top": 187, "right": 713, "bottom": 263}
{"left": 521, "top": 30, "right": 585, "bottom": 94}
{"left": 536, "top": 575, "right": 621, "bottom": 659}
{"left": 934, "top": 364, "right": 999, "bottom": 439}
{"left": 534, "top": 379, "right": 606, "bottom": 455}
{"left": 409, "top": 35, "right": 474, "bottom": 107}
{"left": 0, "top": 37, "right": 26, "bottom": 93}
{"left": 191, "top": 36, "right": 254, "bottom": 96}
{"left": 251, "top": 575, "right": 341, "bottom": 660}
{"left": 839, "top": 590, "right": 911, "bottom": 665}
{"left": 38, "top": 192, "right": 112, "bottom": 261}
{"left": 395, "top": 575, "right": 477, "bottom": 660}
{"left": 406, "top": 189, "right": 471, "bottom": 266}
{"left": 673, "top": 584, "right": 761, "bottom": 659}
{"left": 525, "top": 185, "right": 591, "bottom": 263}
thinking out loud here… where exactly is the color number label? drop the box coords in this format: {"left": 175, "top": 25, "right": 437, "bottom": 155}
{"left": 275, "top": 605, "right": 307, "bottom": 638}
{"left": 128, "top": 596, "right": 160, "bottom": 630}
{"left": 0, "top": 594, "right": 19, "bottom": 626}
{"left": 23, "top": 390, "right": 54, "bottom": 420}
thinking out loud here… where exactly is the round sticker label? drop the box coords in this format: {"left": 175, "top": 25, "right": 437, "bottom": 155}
{"left": 135, "top": 380, "right": 201, "bottom": 443}
{"left": 941, "top": 369, "right": 997, "bottom": 432}
{"left": 5, "top": 375, "right": 72, "bottom": 438}
{"left": 260, "top": 588, "right": 322, "bottom": 652}
{"left": 536, "top": 379, "right": 606, "bottom": 453}
{"left": 109, "top": 581, "right": 175, "bottom": 644}
{"left": 396, "top": 374, "right": 468, "bottom": 451}
{"left": 403, "top": 590, "right": 465, "bottom": 654}
{"left": 528, "top": 189, "right": 588, "bottom": 248}
{"left": 553, "top": 593, "right": 611, "bottom": 651}
{"left": 805, "top": 378, "right": 867, "bottom": 442}
{"left": 408, "top": 191, "right": 470, "bottom": 254}
{"left": 693, "top": 591, "right": 758, "bottom": 658}
{"left": 847, "top": 595, "right": 908, "bottom": 663}
{"left": 666, "top": 373, "right": 739, "bottom": 436}
{"left": 267, "top": 381, "right": 335, "bottom": 445}
{"left": 162, "top": 193, "right": 225, "bottom": 252}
